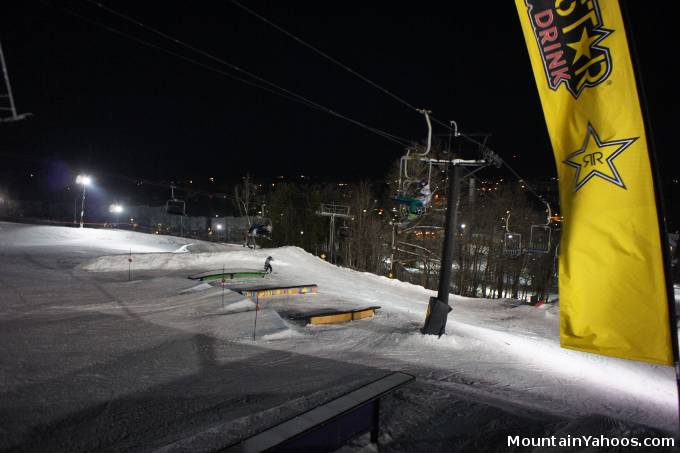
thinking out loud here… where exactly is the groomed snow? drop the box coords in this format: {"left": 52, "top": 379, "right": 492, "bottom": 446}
{"left": 1, "top": 222, "right": 677, "bottom": 451}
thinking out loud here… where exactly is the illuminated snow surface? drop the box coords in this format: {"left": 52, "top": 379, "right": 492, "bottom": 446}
{"left": 1, "top": 221, "right": 678, "bottom": 452}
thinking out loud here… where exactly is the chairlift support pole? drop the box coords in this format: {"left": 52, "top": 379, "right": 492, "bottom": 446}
{"left": 436, "top": 164, "right": 462, "bottom": 307}
{"left": 0, "top": 41, "right": 17, "bottom": 120}
{"left": 0, "top": 41, "right": 30, "bottom": 123}
{"left": 422, "top": 158, "right": 487, "bottom": 336}
{"left": 389, "top": 222, "right": 396, "bottom": 277}
{"left": 317, "top": 204, "right": 351, "bottom": 263}
{"left": 421, "top": 121, "right": 499, "bottom": 336}
{"left": 330, "top": 215, "right": 335, "bottom": 262}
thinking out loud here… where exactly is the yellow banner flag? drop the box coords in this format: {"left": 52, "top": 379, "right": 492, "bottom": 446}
{"left": 515, "top": 0, "right": 673, "bottom": 365}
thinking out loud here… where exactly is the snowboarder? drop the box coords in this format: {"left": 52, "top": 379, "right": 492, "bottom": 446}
{"left": 264, "top": 256, "right": 273, "bottom": 274}
{"left": 394, "top": 180, "right": 433, "bottom": 220}
{"left": 416, "top": 181, "right": 432, "bottom": 206}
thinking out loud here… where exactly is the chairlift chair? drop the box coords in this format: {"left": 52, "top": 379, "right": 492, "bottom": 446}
{"left": 528, "top": 225, "right": 551, "bottom": 253}
{"left": 503, "top": 213, "right": 522, "bottom": 257}
{"left": 397, "top": 109, "right": 433, "bottom": 193}
{"left": 527, "top": 204, "right": 552, "bottom": 254}
{"left": 394, "top": 109, "right": 436, "bottom": 223}
{"left": 166, "top": 185, "right": 186, "bottom": 216}
{"left": 504, "top": 232, "right": 522, "bottom": 257}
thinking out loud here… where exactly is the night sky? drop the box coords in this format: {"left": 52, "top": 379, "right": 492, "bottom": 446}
{"left": 0, "top": 1, "right": 678, "bottom": 220}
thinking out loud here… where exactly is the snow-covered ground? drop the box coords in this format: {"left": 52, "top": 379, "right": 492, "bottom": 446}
{"left": 1, "top": 221, "right": 677, "bottom": 452}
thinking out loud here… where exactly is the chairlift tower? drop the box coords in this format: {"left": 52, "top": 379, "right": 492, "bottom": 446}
{"left": 0, "top": 41, "right": 31, "bottom": 123}
{"left": 421, "top": 121, "right": 503, "bottom": 337}
{"left": 317, "top": 203, "right": 351, "bottom": 263}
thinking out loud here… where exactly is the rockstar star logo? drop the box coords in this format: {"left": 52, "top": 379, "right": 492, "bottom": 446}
{"left": 563, "top": 124, "right": 637, "bottom": 192}
{"left": 567, "top": 27, "right": 611, "bottom": 64}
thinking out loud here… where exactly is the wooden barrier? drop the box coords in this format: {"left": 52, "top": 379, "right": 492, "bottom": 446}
{"left": 308, "top": 306, "right": 381, "bottom": 325}
{"left": 241, "top": 285, "right": 318, "bottom": 299}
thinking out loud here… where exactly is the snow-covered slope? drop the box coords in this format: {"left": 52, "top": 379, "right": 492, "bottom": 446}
{"left": 77, "top": 230, "right": 678, "bottom": 433}
{"left": 1, "top": 222, "right": 677, "bottom": 451}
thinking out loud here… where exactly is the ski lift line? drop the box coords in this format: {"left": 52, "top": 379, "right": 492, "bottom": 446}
{"left": 444, "top": 126, "right": 549, "bottom": 207}
{"left": 74, "top": 2, "right": 412, "bottom": 148}
{"left": 83, "top": 2, "right": 542, "bottom": 211}
{"left": 60, "top": 9, "right": 322, "bottom": 111}
{"left": 228, "top": 0, "right": 546, "bottom": 205}
{"left": 66, "top": 9, "right": 409, "bottom": 148}
{"left": 228, "top": 0, "right": 545, "bottom": 203}
{"left": 461, "top": 165, "right": 489, "bottom": 180}
{"left": 413, "top": 114, "right": 547, "bottom": 209}
{"left": 228, "top": 0, "right": 424, "bottom": 116}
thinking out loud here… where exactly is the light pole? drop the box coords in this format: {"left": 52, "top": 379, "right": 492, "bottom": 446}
{"left": 76, "top": 174, "right": 91, "bottom": 228}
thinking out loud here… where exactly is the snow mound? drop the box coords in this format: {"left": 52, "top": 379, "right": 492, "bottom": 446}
{"left": 260, "top": 328, "right": 305, "bottom": 341}
{"left": 0, "top": 222, "right": 192, "bottom": 252}
{"left": 218, "top": 299, "right": 256, "bottom": 314}
{"left": 220, "top": 309, "right": 293, "bottom": 340}
{"left": 178, "top": 283, "right": 214, "bottom": 294}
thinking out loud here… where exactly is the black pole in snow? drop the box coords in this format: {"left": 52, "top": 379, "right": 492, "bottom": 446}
{"left": 253, "top": 293, "right": 259, "bottom": 341}
{"left": 437, "top": 164, "right": 462, "bottom": 305}
{"left": 421, "top": 163, "right": 461, "bottom": 336}
{"left": 221, "top": 264, "right": 225, "bottom": 309}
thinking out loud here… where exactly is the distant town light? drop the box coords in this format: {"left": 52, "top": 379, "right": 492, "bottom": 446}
{"left": 216, "top": 224, "right": 223, "bottom": 230}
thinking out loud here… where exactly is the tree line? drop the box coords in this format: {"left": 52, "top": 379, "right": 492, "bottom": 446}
{"left": 237, "top": 161, "right": 559, "bottom": 303}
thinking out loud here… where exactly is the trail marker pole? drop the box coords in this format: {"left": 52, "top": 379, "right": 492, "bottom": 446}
{"left": 128, "top": 249, "right": 132, "bottom": 281}
{"left": 253, "top": 293, "right": 259, "bottom": 341}
{"left": 221, "top": 264, "right": 226, "bottom": 309}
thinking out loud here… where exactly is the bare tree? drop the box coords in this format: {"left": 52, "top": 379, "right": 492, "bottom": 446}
{"left": 234, "top": 174, "right": 257, "bottom": 226}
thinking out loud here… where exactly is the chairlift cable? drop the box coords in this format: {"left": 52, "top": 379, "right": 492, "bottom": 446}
{"left": 228, "top": 0, "right": 425, "bottom": 115}
{"left": 78, "top": 0, "right": 547, "bottom": 211}
{"left": 229, "top": 0, "right": 547, "bottom": 206}
{"left": 75, "top": 1, "right": 412, "bottom": 147}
